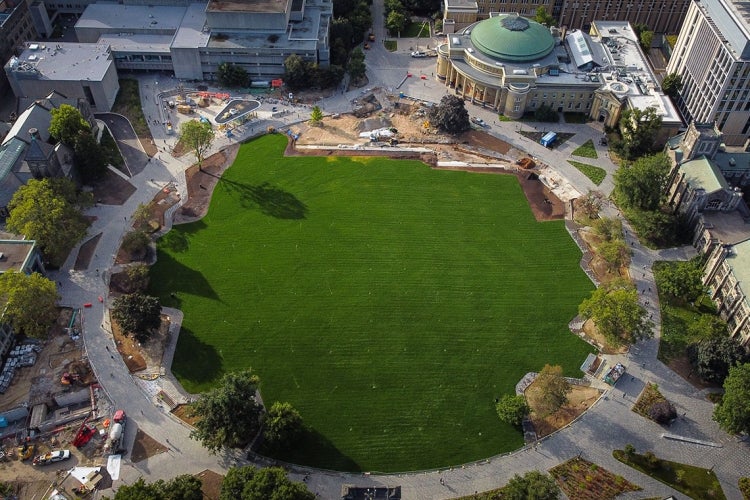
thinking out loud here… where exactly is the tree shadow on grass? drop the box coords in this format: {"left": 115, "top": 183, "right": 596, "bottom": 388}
{"left": 258, "top": 426, "right": 360, "bottom": 472}
{"left": 158, "top": 220, "right": 207, "bottom": 253}
{"left": 151, "top": 250, "right": 221, "bottom": 302}
{"left": 172, "top": 326, "right": 224, "bottom": 390}
{"left": 218, "top": 178, "right": 308, "bottom": 219}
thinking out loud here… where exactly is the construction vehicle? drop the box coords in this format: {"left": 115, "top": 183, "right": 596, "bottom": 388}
{"left": 33, "top": 450, "right": 70, "bottom": 466}
{"left": 103, "top": 410, "right": 126, "bottom": 454}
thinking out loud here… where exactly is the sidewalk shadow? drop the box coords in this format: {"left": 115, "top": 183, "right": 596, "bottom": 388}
{"left": 218, "top": 178, "right": 308, "bottom": 220}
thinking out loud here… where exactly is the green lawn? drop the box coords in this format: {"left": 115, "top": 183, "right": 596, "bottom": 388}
{"left": 567, "top": 160, "right": 606, "bottom": 185}
{"left": 572, "top": 139, "right": 598, "bottom": 159}
{"left": 401, "top": 21, "right": 431, "bottom": 38}
{"left": 383, "top": 40, "right": 397, "bottom": 51}
{"left": 149, "top": 134, "right": 594, "bottom": 472}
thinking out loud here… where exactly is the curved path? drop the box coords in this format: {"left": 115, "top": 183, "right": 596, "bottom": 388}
{"left": 54, "top": 69, "right": 749, "bottom": 497}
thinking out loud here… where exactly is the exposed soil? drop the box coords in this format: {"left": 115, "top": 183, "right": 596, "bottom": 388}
{"left": 111, "top": 315, "right": 171, "bottom": 374}
{"left": 90, "top": 171, "right": 137, "bottom": 206}
{"left": 582, "top": 319, "right": 629, "bottom": 355}
{"left": 526, "top": 383, "right": 602, "bottom": 438}
{"left": 171, "top": 404, "right": 199, "bottom": 426}
{"left": 195, "top": 469, "right": 224, "bottom": 500}
{"left": 129, "top": 428, "right": 169, "bottom": 463}
{"left": 175, "top": 145, "right": 240, "bottom": 224}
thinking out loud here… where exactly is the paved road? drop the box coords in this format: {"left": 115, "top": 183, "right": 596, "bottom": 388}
{"left": 58, "top": 22, "right": 750, "bottom": 500}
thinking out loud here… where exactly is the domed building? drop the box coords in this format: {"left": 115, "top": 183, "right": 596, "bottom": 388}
{"left": 436, "top": 16, "right": 682, "bottom": 132}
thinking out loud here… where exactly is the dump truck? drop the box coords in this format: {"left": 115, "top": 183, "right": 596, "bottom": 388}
{"left": 103, "top": 410, "right": 126, "bottom": 454}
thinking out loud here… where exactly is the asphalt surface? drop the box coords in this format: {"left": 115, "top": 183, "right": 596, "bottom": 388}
{"left": 55, "top": 8, "right": 750, "bottom": 498}
{"left": 96, "top": 112, "right": 150, "bottom": 176}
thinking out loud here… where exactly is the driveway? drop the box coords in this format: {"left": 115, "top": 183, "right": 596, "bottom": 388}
{"left": 96, "top": 112, "right": 150, "bottom": 177}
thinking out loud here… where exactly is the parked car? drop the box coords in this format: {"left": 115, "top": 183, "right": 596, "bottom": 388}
{"left": 410, "top": 51, "right": 427, "bottom": 58}
{"left": 470, "top": 117, "right": 487, "bottom": 127}
{"left": 364, "top": 43, "right": 370, "bottom": 50}
{"left": 33, "top": 450, "right": 70, "bottom": 466}
{"left": 368, "top": 33, "right": 375, "bottom": 41}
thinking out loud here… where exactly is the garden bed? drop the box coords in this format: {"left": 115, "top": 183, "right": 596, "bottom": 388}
{"left": 550, "top": 456, "right": 641, "bottom": 500}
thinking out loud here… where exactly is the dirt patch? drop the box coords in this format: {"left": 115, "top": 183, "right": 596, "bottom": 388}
{"left": 90, "top": 171, "right": 137, "bottom": 206}
{"left": 195, "top": 469, "right": 224, "bottom": 500}
{"left": 171, "top": 404, "right": 199, "bottom": 426}
{"left": 581, "top": 319, "right": 628, "bottom": 355}
{"left": 112, "top": 315, "right": 170, "bottom": 374}
{"left": 579, "top": 229, "right": 630, "bottom": 284}
{"left": 74, "top": 233, "right": 101, "bottom": 271}
{"left": 526, "top": 383, "right": 602, "bottom": 438}
{"left": 667, "top": 356, "right": 719, "bottom": 390}
{"left": 175, "top": 146, "right": 240, "bottom": 224}
{"left": 129, "top": 428, "right": 168, "bottom": 463}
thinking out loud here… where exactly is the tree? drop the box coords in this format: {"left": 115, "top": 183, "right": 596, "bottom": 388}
{"left": 578, "top": 278, "right": 653, "bottom": 345}
{"left": 217, "top": 62, "right": 250, "bottom": 88}
{"left": 577, "top": 190, "right": 602, "bottom": 219}
{"left": 180, "top": 120, "right": 214, "bottom": 172}
{"left": 49, "top": 103, "right": 90, "bottom": 146}
{"left": 503, "top": 470, "right": 560, "bottom": 500}
{"left": 284, "top": 54, "right": 309, "bottom": 90}
{"left": 648, "top": 400, "right": 676, "bottom": 424}
{"left": 713, "top": 363, "right": 750, "bottom": 434}
{"left": 190, "top": 370, "right": 264, "bottom": 452}
{"left": 309, "top": 106, "right": 323, "bottom": 125}
{"left": 111, "top": 293, "right": 161, "bottom": 341}
{"left": 661, "top": 72, "right": 683, "bottom": 98}
{"left": 613, "top": 107, "right": 662, "bottom": 160}
{"left": 132, "top": 202, "right": 153, "bottom": 229}
{"left": 74, "top": 129, "right": 107, "bottom": 181}
{"left": 220, "top": 466, "right": 315, "bottom": 500}
{"left": 125, "top": 263, "right": 150, "bottom": 293}
{"left": 654, "top": 259, "right": 704, "bottom": 302}
{"left": 613, "top": 153, "right": 671, "bottom": 211}
{"left": 386, "top": 10, "right": 407, "bottom": 35}
{"left": 598, "top": 239, "right": 630, "bottom": 272}
{"left": 534, "top": 7, "right": 556, "bottom": 27}
{"left": 687, "top": 314, "right": 728, "bottom": 340}
{"left": 529, "top": 364, "right": 571, "bottom": 417}
{"left": 495, "top": 394, "right": 529, "bottom": 427}
{"left": 639, "top": 30, "right": 654, "bottom": 51}
{"left": 625, "top": 208, "right": 682, "bottom": 247}
{"left": 0, "top": 272, "right": 58, "bottom": 338}
{"left": 592, "top": 217, "right": 622, "bottom": 242}
{"left": 7, "top": 178, "right": 90, "bottom": 266}
{"left": 263, "top": 401, "right": 304, "bottom": 451}
{"left": 121, "top": 230, "right": 151, "bottom": 260}
{"left": 687, "top": 336, "right": 748, "bottom": 384}
{"left": 109, "top": 475, "right": 203, "bottom": 500}
{"left": 429, "top": 95, "right": 470, "bottom": 133}
{"left": 347, "top": 47, "right": 366, "bottom": 81}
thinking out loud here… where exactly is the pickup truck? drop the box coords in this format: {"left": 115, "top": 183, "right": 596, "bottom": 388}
{"left": 410, "top": 51, "right": 427, "bottom": 58}
{"left": 33, "top": 450, "right": 70, "bottom": 466}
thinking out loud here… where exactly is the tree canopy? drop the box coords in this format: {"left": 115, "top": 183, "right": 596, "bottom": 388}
{"left": 73, "top": 129, "right": 108, "bottom": 181}
{"left": 347, "top": 47, "right": 366, "bottom": 81}
{"left": 688, "top": 336, "right": 748, "bottom": 384}
{"left": 661, "top": 72, "right": 683, "bottom": 98}
{"left": 190, "top": 370, "right": 264, "bottom": 452}
{"left": 654, "top": 259, "right": 704, "bottom": 302}
{"left": 687, "top": 314, "right": 728, "bottom": 340}
{"left": 283, "top": 55, "right": 344, "bottom": 90}
{"left": 309, "top": 106, "right": 323, "bottom": 125}
{"left": 110, "top": 292, "right": 161, "bottom": 341}
{"left": 263, "top": 401, "right": 304, "bottom": 452}
{"left": 108, "top": 475, "right": 203, "bottom": 500}
{"left": 7, "top": 178, "right": 90, "bottom": 266}
{"left": 386, "top": 10, "right": 408, "bottom": 34}
{"left": 180, "top": 120, "right": 215, "bottom": 171}
{"left": 217, "top": 62, "right": 250, "bottom": 88}
{"left": 613, "top": 106, "right": 662, "bottom": 160}
{"left": 613, "top": 153, "right": 671, "bottom": 211}
{"left": 534, "top": 7, "right": 556, "bottom": 27}
{"left": 220, "top": 466, "right": 315, "bottom": 500}
{"left": 502, "top": 470, "right": 560, "bottom": 499}
{"left": 577, "top": 190, "right": 603, "bottom": 219}
{"left": 49, "top": 103, "right": 90, "bottom": 146}
{"left": 429, "top": 95, "right": 470, "bottom": 133}
{"left": 495, "top": 394, "right": 529, "bottom": 427}
{"left": 578, "top": 278, "right": 652, "bottom": 346}
{"left": 529, "top": 364, "right": 571, "bottom": 417}
{"left": 0, "top": 272, "right": 58, "bottom": 338}
{"left": 713, "top": 363, "right": 750, "bottom": 434}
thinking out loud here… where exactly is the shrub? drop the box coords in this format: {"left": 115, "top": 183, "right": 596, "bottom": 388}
{"left": 648, "top": 400, "right": 677, "bottom": 424}
{"left": 643, "top": 451, "right": 659, "bottom": 470}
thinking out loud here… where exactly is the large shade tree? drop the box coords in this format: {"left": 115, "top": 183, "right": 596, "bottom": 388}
{"left": 655, "top": 258, "right": 705, "bottom": 302}
{"left": 111, "top": 293, "right": 162, "bottom": 341}
{"left": 503, "top": 470, "right": 560, "bottom": 499}
{"left": 0, "top": 272, "right": 58, "bottom": 338}
{"left": 614, "top": 106, "right": 663, "bottom": 160}
{"left": 713, "top": 363, "right": 750, "bottom": 435}
{"left": 217, "top": 62, "right": 250, "bottom": 88}
{"left": 578, "top": 278, "right": 652, "bottom": 346}
{"left": 613, "top": 153, "right": 671, "bottom": 211}
{"left": 688, "top": 336, "right": 748, "bottom": 384}
{"left": 529, "top": 364, "right": 571, "bottom": 417}
{"left": 49, "top": 103, "right": 90, "bottom": 146}
{"left": 190, "top": 370, "right": 264, "bottom": 452}
{"left": 7, "top": 178, "right": 90, "bottom": 266}
{"left": 220, "top": 466, "right": 314, "bottom": 500}
{"left": 108, "top": 475, "right": 203, "bottom": 500}
{"left": 180, "top": 120, "right": 215, "bottom": 171}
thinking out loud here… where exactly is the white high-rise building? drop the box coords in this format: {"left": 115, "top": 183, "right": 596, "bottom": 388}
{"left": 667, "top": 0, "right": 750, "bottom": 147}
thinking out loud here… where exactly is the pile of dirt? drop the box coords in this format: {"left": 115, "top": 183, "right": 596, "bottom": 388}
{"left": 130, "top": 428, "right": 168, "bottom": 463}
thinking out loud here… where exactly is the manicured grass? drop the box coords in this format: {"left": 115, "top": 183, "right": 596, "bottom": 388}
{"left": 149, "top": 134, "right": 594, "bottom": 472}
{"left": 614, "top": 449, "right": 726, "bottom": 499}
{"left": 567, "top": 160, "right": 606, "bottom": 186}
{"left": 383, "top": 40, "right": 397, "bottom": 51}
{"left": 654, "top": 261, "right": 717, "bottom": 362}
{"left": 572, "top": 139, "right": 599, "bottom": 159}
{"left": 402, "top": 21, "right": 431, "bottom": 38}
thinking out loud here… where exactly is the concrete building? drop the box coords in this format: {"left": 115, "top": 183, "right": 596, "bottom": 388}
{"left": 702, "top": 238, "right": 750, "bottom": 345}
{"left": 442, "top": 0, "right": 689, "bottom": 34}
{"left": 5, "top": 42, "right": 119, "bottom": 112}
{"left": 666, "top": 0, "right": 750, "bottom": 147}
{"left": 436, "top": 17, "right": 681, "bottom": 135}
{"left": 0, "top": 0, "right": 38, "bottom": 96}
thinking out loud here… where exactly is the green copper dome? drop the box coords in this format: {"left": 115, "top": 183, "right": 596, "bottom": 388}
{"left": 469, "top": 14, "right": 555, "bottom": 62}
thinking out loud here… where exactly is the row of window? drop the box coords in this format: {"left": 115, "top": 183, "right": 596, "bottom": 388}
{"left": 534, "top": 92, "right": 594, "bottom": 99}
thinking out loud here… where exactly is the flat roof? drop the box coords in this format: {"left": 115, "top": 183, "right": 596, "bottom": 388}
{"left": 10, "top": 42, "right": 113, "bottom": 82}
{"left": 702, "top": 211, "right": 750, "bottom": 246}
{"left": 713, "top": 150, "right": 750, "bottom": 173}
{"left": 206, "top": 0, "right": 290, "bottom": 14}
{"left": 76, "top": 4, "right": 186, "bottom": 32}
{"left": 172, "top": 3, "right": 211, "bottom": 49}
{"left": 99, "top": 34, "right": 173, "bottom": 53}
{"left": 0, "top": 240, "right": 37, "bottom": 274}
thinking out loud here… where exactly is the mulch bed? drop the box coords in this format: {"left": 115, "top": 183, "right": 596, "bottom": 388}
{"left": 74, "top": 232, "right": 101, "bottom": 271}
{"left": 91, "top": 171, "right": 137, "bottom": 206}
{"left": 130, "top": 428, "right": 168, "bottom": 463}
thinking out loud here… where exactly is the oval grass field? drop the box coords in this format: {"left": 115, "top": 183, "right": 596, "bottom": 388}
{"left": 149, "top": 134, "right": 594, "bottom": 472}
